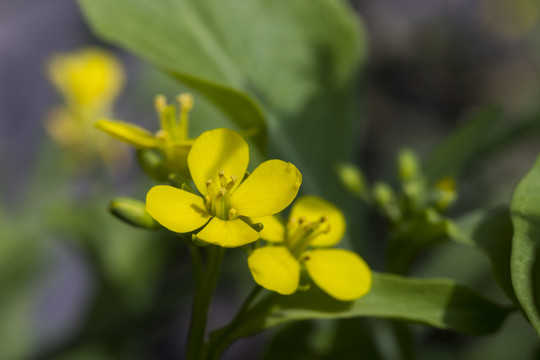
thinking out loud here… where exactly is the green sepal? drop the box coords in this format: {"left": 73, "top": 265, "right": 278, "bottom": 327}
{"left": 108, "top": 197, "right": 161, "bottom": 230}
{"left": 136, "top": 149, "right": 170, "bottom": 182}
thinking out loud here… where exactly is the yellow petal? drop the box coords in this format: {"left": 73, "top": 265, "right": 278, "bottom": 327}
{"left": 290, "top": 195, "right": 345, "bottom": 247}
{"left": 248, "top": 246, "right": 300, "bottom": 295}
{"left": 146, "top": 185, "right": 210, "bottom": 233}
{"left": 231, "top": 160, "right": 302, "bottom": 217}
{"left": 250, "top": 216, "right": 285, "bottom": 243}
{"left": 187, "top": 128, "right": 249, "bottom": 195}
{"left": 197, "top": 218, "right": 258, "bottom": 247}
{"left": 304, "top": 249, "right": 372, "bottom": 301}
{"left": 95, "top": 119, "right": 159, "bottom": 149}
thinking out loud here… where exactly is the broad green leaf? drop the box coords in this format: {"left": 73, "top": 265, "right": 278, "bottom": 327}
{"left": 209, "top": 273, "right": 512, "bottom": 355}
{"left": 425, "top": 105, "right": 502, "bottom": 183}
{"left": 77, "top": 0, "right": 365, "bottom": 197}
{"left": 452, "top": 207, "right": 515, "bottom": 302}
{"left": 78, "top": 0, "right": 267, "bottom": 150}
{"left": 510, "top": 154, "right": 540, "bottom": 336}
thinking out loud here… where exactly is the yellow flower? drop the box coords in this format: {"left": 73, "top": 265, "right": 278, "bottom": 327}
{"left": 248, "top": 196, "right": 372, "bottom": 301}
{"left": 145, "top": 128, "right": 302, "bottom": 247}
{"left": 48, "top": 47, "right": 124, "bottom": 115}
{"left": 45, "top": 47, "right": 128, "bottom": 167}
{"left": 95, "top": 94, "right": 194, "bottom": 178}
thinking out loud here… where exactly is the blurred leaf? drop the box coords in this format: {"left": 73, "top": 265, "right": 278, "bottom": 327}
{"left": 425, "top": 105, "right": 502, "bottom": 183}
{"left": 510, "top": 154, "right": 540, "bottom": 337}
{"left": 452, "top": 206, "right": 515, "bottom": 302}
{"left": 209, "top": 273, "right": 512, "bottom": 354}
{"left": 77, "top": 0, "right": 365, "bottom": 199}
{"left": 425, "top": 106, "right": 540, "bottom": 185}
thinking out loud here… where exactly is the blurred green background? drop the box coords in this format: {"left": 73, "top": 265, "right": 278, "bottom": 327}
{"left": 2, "top": 0, "right": 540, "bottom": 359}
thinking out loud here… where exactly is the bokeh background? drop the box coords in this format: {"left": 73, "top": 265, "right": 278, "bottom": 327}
{"left": 2, "top": 0, "right": 540, "bottom": 359}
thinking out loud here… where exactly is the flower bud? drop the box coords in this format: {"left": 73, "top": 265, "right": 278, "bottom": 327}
{"left": 108, "top": 197, "right": 161, "bottom": 229}
{"left": 398, "top": 148, "right": 420, "bottom": 182}
{"left": 336, "top": 163, "right": 368, "bottom": 200}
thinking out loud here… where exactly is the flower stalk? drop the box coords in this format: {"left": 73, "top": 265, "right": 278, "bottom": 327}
{"left": 185, "top": 246, "right": 225, "bottom": 360}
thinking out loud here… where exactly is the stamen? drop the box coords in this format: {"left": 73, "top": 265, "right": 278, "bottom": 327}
{"left": 206, "top": 179, "right": 216, "bottom": 198}
{"left": 226, "top": 175, "right": 237, "bottom": 191}
{"left": 177, "top": 93, "right": 194, "bottom": 112}
{"left": 229, "top": 208, "right": 238, "bottom": 220}
{"left": 155, "top": 95, "right": 167, "bottom": 113}
{"left": 323, "top": 224, "right": 331, "bottom": 234}
{"left": 155, "top": 129, "right": 167, "bottom": 139}
{"left": 216, "top": 187, "right": 226, "bottom": 200}
{"left": 218, "top": 170, "right": 227, "bottom": 187}
{"left": 286, "top": 214, "right": 332, "bottom": 257}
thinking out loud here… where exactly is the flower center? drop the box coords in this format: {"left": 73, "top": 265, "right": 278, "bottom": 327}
{"left": 286, "top": 216, "right": 330, "bottom": 257}
{"left": 204, "top": 170, "right": 238, "bottom": 220}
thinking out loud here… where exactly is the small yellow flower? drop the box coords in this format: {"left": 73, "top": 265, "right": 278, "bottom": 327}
{"left": 145, "top": 128, "right": 302, "bottom": 247}
{"left": 248, "top": 196, "right": 372, "bottom": 301}
{"left": 95, "top": 94, "right": 194, "bottom": 178}
{"left": 48, "top": 47, "right": 124, "bottom": 115}
{"left": 45, "top": 47, "right": 128, "bottom": 167}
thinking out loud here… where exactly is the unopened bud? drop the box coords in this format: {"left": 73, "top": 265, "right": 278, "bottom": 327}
{"left": 398, "top": 149, "right": 420, "bottom": 181}
{"left": 109, "top": 197, "right": 160, "bottom": 230}
{"left": 336, "top": 163, "right": 368, "bottom": 200}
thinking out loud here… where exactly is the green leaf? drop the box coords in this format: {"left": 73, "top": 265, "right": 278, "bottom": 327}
{"left": 78, "top": 0, "right": 267, "bottom": 151}
{"left": 452, "top": 206, "right": 515, "bottom": 302}
{"left": 209, "top": 273, "right": 512, "bottom": 354}
{"left": 425, "top": 104, "right": 502, "bottom": 183}
{"left": 76, "top": 0, "right": 365, "bottom": 196}
{"left": 510, "top": 154, "right": 540, "bottom": 336}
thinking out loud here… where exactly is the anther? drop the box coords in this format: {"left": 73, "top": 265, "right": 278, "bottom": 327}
{"left": 155, "top": 129, "right": 167, "bottom": 139}
{"left": 218, "top": 170, "right": 227, "bottom": 187}
{"left": 215, "top": 187, "right": 226, "bottom": 200}
{"left": 155, "top": 95, "right": 167, "bottom": 113}
{"left": 206, "top": 179, "right": 216, "bottom": 197}
{"left": 177, "top": 93, "right": 194, "bottom": 112}
{"left": 226, "top": 175, "right": 238, "bottom": 191}
{"left": 323, "top": 224, "right": 331, "bottom": 234}
{"left": 229, "top": 208, "right": 238, "bottom": 220}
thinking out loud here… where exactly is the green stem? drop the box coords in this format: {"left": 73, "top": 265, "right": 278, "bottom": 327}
{"left": 206, "top": 286, "right": 263, "bottom": 359}
{"left": 189, "top": 245, "right": 204, "bottom": 287}
{"left": 185, "top": 246, "right": 225, "bottom": 360}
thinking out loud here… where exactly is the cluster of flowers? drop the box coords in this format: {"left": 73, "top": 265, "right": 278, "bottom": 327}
{"left": 48, "top": 48, "right": 372, "bottom": 301}
{"left": 100, "top": 102, "right": 372, "bottom": 301}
